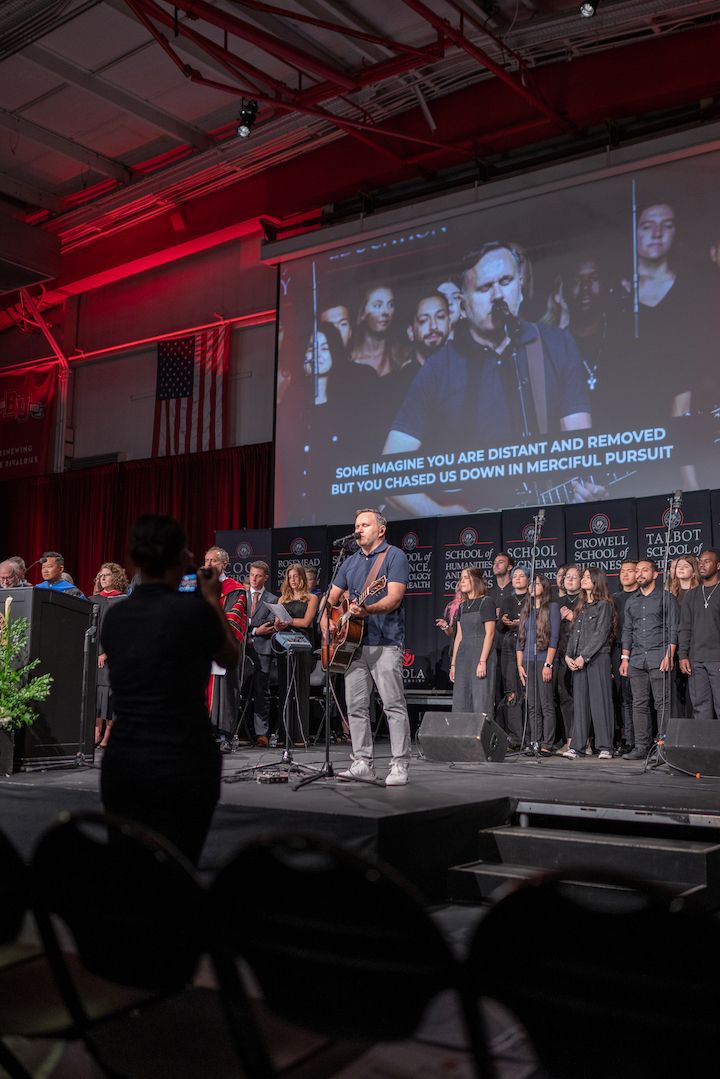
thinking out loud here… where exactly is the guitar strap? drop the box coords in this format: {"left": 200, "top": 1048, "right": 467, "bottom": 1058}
{"left": 526, "top": 327, "right": 548, "bottom": 436}
{"left": 360, "top": 547, "right": 389, "bottom": 599}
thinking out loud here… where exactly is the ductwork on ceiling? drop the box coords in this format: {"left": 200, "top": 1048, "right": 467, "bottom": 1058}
{"left": 0, "top": 213, "right": 60, "bottom": 296}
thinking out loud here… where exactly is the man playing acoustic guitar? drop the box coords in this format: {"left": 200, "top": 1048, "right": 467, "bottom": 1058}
{"left": 322, "top": 508, "right": 412, "bottom": 786}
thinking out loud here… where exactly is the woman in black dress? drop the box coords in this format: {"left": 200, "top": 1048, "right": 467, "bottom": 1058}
{"left": 100, "top": 515, "right": 239, "bottom": 864}
{"left": 450, "top": 567, "right": 497, "bottom": 717}
{"left": 273, "top": 564, "right": 319, "bottom": 747}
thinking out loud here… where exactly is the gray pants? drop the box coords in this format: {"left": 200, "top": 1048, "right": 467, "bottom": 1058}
{"left": 344, "top": 645, "right": 412, "bottom": 765}
{"left": 690, "top": 662, "right": 720, "bottom": 720}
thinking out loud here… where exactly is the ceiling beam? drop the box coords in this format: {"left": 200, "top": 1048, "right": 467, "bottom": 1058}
{"left": 0, "top": 109, "right": 132, "bottom": 182}
{"left": 22, "top": 44, "right": 212, "bottom": 152}
{"left": 0, "top": 170, "right": 60, "bottom": 210}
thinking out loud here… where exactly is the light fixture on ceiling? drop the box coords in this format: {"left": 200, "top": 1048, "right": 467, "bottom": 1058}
{"left": 237, "top": 99, "right": 259, "bottom": 138}
{"left": 579, "top": 0, "right": 597, "bottom": 15}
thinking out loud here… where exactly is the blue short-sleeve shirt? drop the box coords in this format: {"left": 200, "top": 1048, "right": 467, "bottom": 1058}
{"left": 334, "top": 540, "right": 408, "bottom": 647}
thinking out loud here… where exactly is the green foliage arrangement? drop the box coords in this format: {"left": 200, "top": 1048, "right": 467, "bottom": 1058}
{"left": 0, "top": 597, "right": 53, "bottom": 731}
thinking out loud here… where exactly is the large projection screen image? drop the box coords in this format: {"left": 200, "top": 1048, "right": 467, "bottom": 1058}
{"left": 274, "top": 153, "right": 719, "bottom": 528}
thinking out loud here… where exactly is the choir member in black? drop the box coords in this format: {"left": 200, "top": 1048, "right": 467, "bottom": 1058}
{"left": 204, "top": 546, "right": 248, "bottom": 752}
{"left": 678, "top": 549, "right": 720, "bottom": 720}
{"left": 612, "top": 560, "right": 638, "bottom": 752}
{"left": 100, "top": 514, "right": 239, "bottom": 865}
{"left": 562, "top": 567, "right": 616, "bottom": 760}
{"left": 273, "top": 564, "right": 319, "bottom": 746}
{"left": 496, "top": 566, "right": 529, "bottom": 748}
{"left": 668, "top": 554, "right": 699, "bottom": 718}
{"left": 487, "top": 551, "right": 514, "bottom": 713}
{"left": 554, "top": 565, "right": 583, "bottom": 753}
{"left": 93, "top": 562, "right": 129, "bottom": 749}
{"left": 450, "top": 567, "right": 496, "bottom": 717}
{"left": 517, "top": 575, "right": 560, "bottom": 754}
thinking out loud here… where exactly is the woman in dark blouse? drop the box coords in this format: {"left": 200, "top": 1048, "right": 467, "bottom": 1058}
{"left": 517, "top": 575, "right": 560, "bottom": 754}
{"left": 563, "top": 566, "right": 616, "bottom": 760}
{"left": 101, "top": 514, "right": 239, "bottom": 864}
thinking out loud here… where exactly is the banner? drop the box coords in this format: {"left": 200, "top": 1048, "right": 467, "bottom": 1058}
{"left": 564, "top": 499, "right": 638, "bottom": 591}
{"left": 0, "top": 362, "right": 57, "bottom": 479}
{"left": 435, "top": 514, "right": 503, "bottom": 600}
{"left": 635, "top": 490, "right": 711, "bottom": 566}
{"left": 271, "top": 526, "right": 327, "bottom": 594}
{"left": 501, "top": 506, "right": 566, "bottom": 576}
{"left": 214, "top": 529, "right": 272, "bottom": 583}
{"left": 387, "top": 518, "right": 438, "bottom": 689}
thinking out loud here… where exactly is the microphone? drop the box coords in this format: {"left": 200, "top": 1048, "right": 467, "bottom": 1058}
{"left": 25, "top": 556, "right": 48, "bottom": 573}
{"left": 333, "top": 532, "right": 360, "bottom": 546}
{"left": 537, "top": 508, "right": 546, "bottom": 525}
{"left": 491, "top": 299, "right": 520, "bottom": 340}
{"left": 672, "top": 489, "right": 683, "bottom": 508}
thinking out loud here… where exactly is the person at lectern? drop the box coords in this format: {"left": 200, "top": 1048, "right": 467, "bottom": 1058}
{"left": 382, "top": 242, "right": 592, "bottom": 517}
{"left": 449, "top": 567, "right": 496, "bottom": 718}
{"left": 321, "top": 508, "right": 412, "bottom": 786}
{"left": 100, "top": 514, "right": 239, "bottom": 865}
{"left": 35, "top": 552, "right": 85, "bottom": 598}
{"left": 0, "top": 560, "right": 24, "bottom": 588}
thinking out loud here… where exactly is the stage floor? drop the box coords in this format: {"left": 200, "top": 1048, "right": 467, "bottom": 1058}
{"left": 2, "top": 740, "right": 720, "bottom": 898}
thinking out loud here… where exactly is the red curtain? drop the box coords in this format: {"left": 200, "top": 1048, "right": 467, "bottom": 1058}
{"left": 0, "top": 443, "right": 272, "bottom": 595}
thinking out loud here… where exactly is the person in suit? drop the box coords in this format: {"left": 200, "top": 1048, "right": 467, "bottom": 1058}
{"left": 245, "top": 560, "right": 277, "bottom": 747}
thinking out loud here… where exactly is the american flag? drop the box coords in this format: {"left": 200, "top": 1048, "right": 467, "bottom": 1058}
{"left": 152, "top": 326, "right": 230, "bottom": 457}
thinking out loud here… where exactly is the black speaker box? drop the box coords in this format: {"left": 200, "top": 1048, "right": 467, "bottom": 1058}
{"left": 417, "top": 711, "right": 508, "bottom": 762}
{"left": 663, "top": 718, "right": 720, "bottom": 777}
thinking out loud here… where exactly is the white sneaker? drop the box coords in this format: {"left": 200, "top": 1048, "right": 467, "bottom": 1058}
{"left": 598, "top": 749, "right": 613, "bottom": 760}
{"left": 385, "top": 761, "right": 409, "bottom": 787}
{"left": 337, "top": 759, "right": 376, "bottom": 782}
{"left": 561, "top": 748, "right": 577, "bottom": 759}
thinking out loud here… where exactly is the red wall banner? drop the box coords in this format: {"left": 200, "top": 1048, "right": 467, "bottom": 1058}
{"left": 0, "top": 363, "right": 57, "bottom": 479}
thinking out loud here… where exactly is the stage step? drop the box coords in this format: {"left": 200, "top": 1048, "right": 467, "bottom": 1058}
{"left": 447, "top": 861, "right": 705, "bottom": 905}
{"left": 447, "top": 823, "right": 720, "bottom": 907}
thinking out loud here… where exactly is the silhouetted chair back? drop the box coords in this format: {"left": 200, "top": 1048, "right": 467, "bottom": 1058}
{"left": 0, "top": 828, "right": 28, "bottom": 951}
{"left": 468, "top": 870, "right": 720, "bottom": 1079}
{"left": 210, "top": 833, "right": 489, "bottom": 1074}
{"left": 32, "top": 812, "right": 205, "bottom": 995}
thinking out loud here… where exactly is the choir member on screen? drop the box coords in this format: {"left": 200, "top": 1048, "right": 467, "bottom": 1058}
{"left": 436, "top": 278, "right": 465, "bottom": 337}
{"left": 561, "top": 567, "right": 616, "bottom": 760}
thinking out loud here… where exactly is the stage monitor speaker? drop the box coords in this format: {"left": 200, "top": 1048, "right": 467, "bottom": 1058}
{"left": 663, "top": 718, "right": 720, "bottom": 777}
{"left": 417, "top": 712, "right": 508, "bottom": 763}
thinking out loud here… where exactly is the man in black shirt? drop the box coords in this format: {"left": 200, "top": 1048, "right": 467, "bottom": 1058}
{"left": 620, "top": 559, "right": 678, "bottom": 759}
{"left": 678, "top": 549, "right": 720, "bottom": 720}
{"left": 612, "top": 560, "right": 639, "bottom": 750}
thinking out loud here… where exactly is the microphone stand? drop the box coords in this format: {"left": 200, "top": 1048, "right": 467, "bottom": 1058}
{"left": 521, "top": 509, "right": 545, "bottom": 763}
{"left": 294, "top": 535, "right": 355, "bottom": 790}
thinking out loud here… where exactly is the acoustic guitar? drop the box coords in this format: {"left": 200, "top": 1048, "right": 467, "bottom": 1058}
{"left": 321, "top": 576, "right": 388, "bottom": 674}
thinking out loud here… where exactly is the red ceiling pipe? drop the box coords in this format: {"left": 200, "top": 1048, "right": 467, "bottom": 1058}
{"left": 228, "top": 0, "right": 444, "bottom": 61}
{"left": 399, "top": 0, "right": 572, "bottom": 133}
{"left": 172, "top": 0, "right": 358, "bottom": 90}
{"left": 136, "top": 0, "right": 292, "bottom": 96}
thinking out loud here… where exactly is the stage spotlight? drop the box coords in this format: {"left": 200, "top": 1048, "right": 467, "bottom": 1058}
{"left": 237, "top": 99, "right": 258, "bottom": 138}
{"left": 579, "top": 0, "right": 597, "bottom": 15}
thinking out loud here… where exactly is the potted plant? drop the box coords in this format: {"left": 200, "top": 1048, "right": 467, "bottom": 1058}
{"left": 0, "top": 596, "right": 53, "bottom": 775}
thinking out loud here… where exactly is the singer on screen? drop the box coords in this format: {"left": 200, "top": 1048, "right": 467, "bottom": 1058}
{"left": 382, "top": 243, "right": 593, "bottom": 517}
